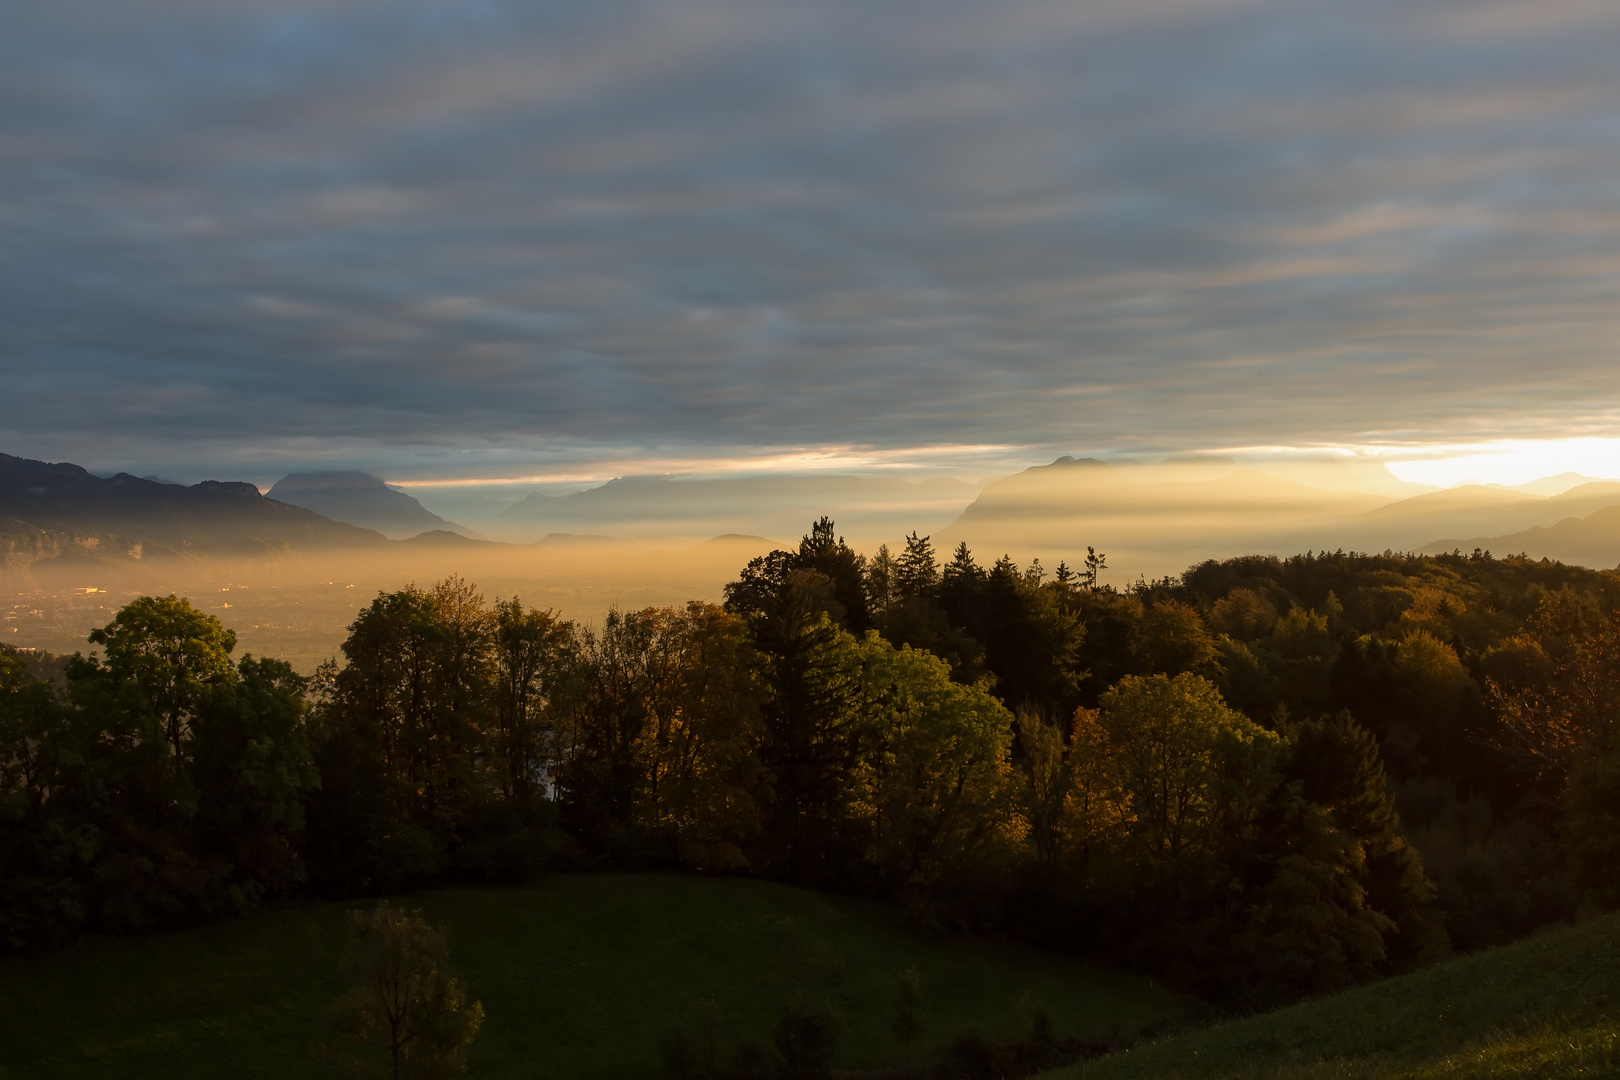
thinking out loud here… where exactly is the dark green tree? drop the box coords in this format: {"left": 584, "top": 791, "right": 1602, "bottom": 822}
{"left": 0, "top": 645, "right": 83, "bottom": 950}
{"left": 85, "top": 594, "right": 237, "bottom": 764}
{"left": 559, "top": 607, "right": 663, "bottom": 855}
{"left": 491, "top": 598, "right": 575, "bottom": 801}
{"left": 1130, "top": 600, "right": 1218, "bottom": 676}
{"left": 896, "top": 532, "right": 939, "bottom": 600}
{"left": 793, "top": 518, "right": 870, "bottom": 631}
{"left": 5, "top": 598, "right": 318, "bottom": 935}
{"left": 750, "top": 581, "right": 864, "bottom": 882}
{"left": 307, "top": 580, "right": 499, "bottom": 893}
{"left": 1286, "top": 710, "right": 1444, "bottom": 968}
{"left": 1564, "top": 734, "right": 1620, "bottom": 909}
{"left": 189, "top": 656, "right": 317, "bottom": 905}
{"left": 975, "top": 556, "right": 1086, "bottom": 715}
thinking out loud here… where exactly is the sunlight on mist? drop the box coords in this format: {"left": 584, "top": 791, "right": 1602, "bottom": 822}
{"left": 387, "top": 443, "right": 1024, "bottom": 489}
{"left": 1382, "top": 438, "right": 1620, "bottom": 489}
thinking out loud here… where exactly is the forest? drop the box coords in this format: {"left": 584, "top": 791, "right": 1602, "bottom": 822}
{"left": 5, "top": 516, "right": 1620, "bottom": 1011}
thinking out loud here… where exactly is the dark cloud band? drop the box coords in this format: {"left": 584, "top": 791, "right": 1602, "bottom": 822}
{"left": 4, "top": 0, "right": 1620, "bottom": 478}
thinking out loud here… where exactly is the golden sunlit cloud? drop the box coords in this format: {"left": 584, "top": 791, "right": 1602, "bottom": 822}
{"left": 388, "top": 444, "right": 1025, "bottom": 488}
{"left": 380, "top": 437, "right": 1620, "bottom": 496}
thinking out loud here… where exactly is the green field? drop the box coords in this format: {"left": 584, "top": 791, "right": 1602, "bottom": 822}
{"left": 1047, "top": 912, "right": 1620, "bottom": 1080}
{"left": 0, "top": 873, "right": 1176, "bottom": 1079}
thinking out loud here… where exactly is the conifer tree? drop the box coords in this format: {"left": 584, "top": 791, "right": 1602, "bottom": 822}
{"left": 865, "top": 544, "right": 898, "bottom": 619}
{"left": 896, "top": 532, "right": 939, "bottom": 599}
{"left": 1287, "top": 710, "right": 1445, "bottom": 968}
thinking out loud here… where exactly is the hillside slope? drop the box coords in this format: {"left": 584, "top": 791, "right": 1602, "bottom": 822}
{"left": 0, "top": 874, "right": 1177, "bottom": 1080}
{"left": 1046, "top": 912, "right": 1620, "bottom": 1079}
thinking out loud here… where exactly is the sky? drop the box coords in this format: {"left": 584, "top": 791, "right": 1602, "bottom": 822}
{"left": 5, "top": 0, "right": 1620, "bottom": 490}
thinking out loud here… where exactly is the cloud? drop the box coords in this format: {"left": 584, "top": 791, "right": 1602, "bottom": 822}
{"left": 4, "top": 0, "right": 1620, "bottom": 480}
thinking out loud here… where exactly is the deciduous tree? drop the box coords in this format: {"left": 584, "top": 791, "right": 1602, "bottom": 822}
{"left": 330, "top": 903, "right": 484, "bottom": 1080}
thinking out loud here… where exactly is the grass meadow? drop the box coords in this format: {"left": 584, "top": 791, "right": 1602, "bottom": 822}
{"left": 0, "top": 873, "right": 1176, "bottom": 1079}
{"left": 1046, "top": 911, "right": 1620, "bottom": 1080}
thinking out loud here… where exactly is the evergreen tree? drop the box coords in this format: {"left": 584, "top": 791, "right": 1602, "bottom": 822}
{"left": 1283, "top": 711, "right": 1445, "bottom": 971}
{"left": 940, "top": 542, "right": 986, "bottom": 625}
{"left": 560, "top": 608, "right": 664, "bottom": 856}
{"left": 1083, "top": 547, "right": 1108, "bottom": 592}
{"left": 977, "top": 556, "right": 1087, "bottom": 715}
{"left": 896, "top": 532, "right": 939, "bottom": 600}
{"left": 750, "top": 582, "right": 864, "bottom": 883}
{"left": 864, "top": 544, "right": 899, "bottom": 620}
{"left": 794, "top": 517, "right": 870, "bottom": 631}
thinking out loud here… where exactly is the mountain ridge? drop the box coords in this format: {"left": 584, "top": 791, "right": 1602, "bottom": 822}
{"left": 0, "top": 452, "right": 388, "bottom": 564}
{"left": 267, "top": 471, "right": 468, "bottom": 540}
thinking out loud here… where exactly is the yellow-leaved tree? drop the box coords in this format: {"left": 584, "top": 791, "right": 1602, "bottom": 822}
{"left": 848, "top": 633, "right": 1027, "bottom": 924}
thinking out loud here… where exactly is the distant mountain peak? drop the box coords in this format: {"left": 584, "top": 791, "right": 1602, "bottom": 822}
{"left": 191, "top": 480, "right": 263, "bottom": 497}
{"left": 267, "top": 471, "right": 467, "bottom": 540}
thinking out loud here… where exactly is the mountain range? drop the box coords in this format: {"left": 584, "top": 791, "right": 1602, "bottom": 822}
{"left": 497, "top": 473, "right": 981, "bottom": 542}
{"left": 0, "top": 452, "right": 385, "bottom": 565}
{"left": 5, "top": 450, "right": 1620, "bottom": 586}
{"left": 933, "top": 457, "right": 1620, "bottom": 579}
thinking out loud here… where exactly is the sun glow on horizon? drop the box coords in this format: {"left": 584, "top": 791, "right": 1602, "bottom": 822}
{"left": 366, "top": 437, "right": 1620, "bottom": 496}
{"left": 1378, "top": 438, "right": 1620, "bottom": 489}
{"left": 387, "top": 444, "right": 1024, "bottom": 489}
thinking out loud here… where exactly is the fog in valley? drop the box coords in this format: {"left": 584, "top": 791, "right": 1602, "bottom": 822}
{"left": 10, "top": 454, "right": 1620, "bottom": 673}
{"left": 1, "top": 537, "right": 775, "bottom": 672}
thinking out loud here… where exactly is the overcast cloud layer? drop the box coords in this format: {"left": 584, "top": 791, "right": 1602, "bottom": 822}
{"left": 5, "top": 0, "right": 1620, "bottom": 482}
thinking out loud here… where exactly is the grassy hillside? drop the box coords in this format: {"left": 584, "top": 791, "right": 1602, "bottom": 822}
{"left": 0, "top": 873, "right": 1177, "bottom": 1080}
{"left": 1047, "top": 913, "right": 1620, "bottom": 1080}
